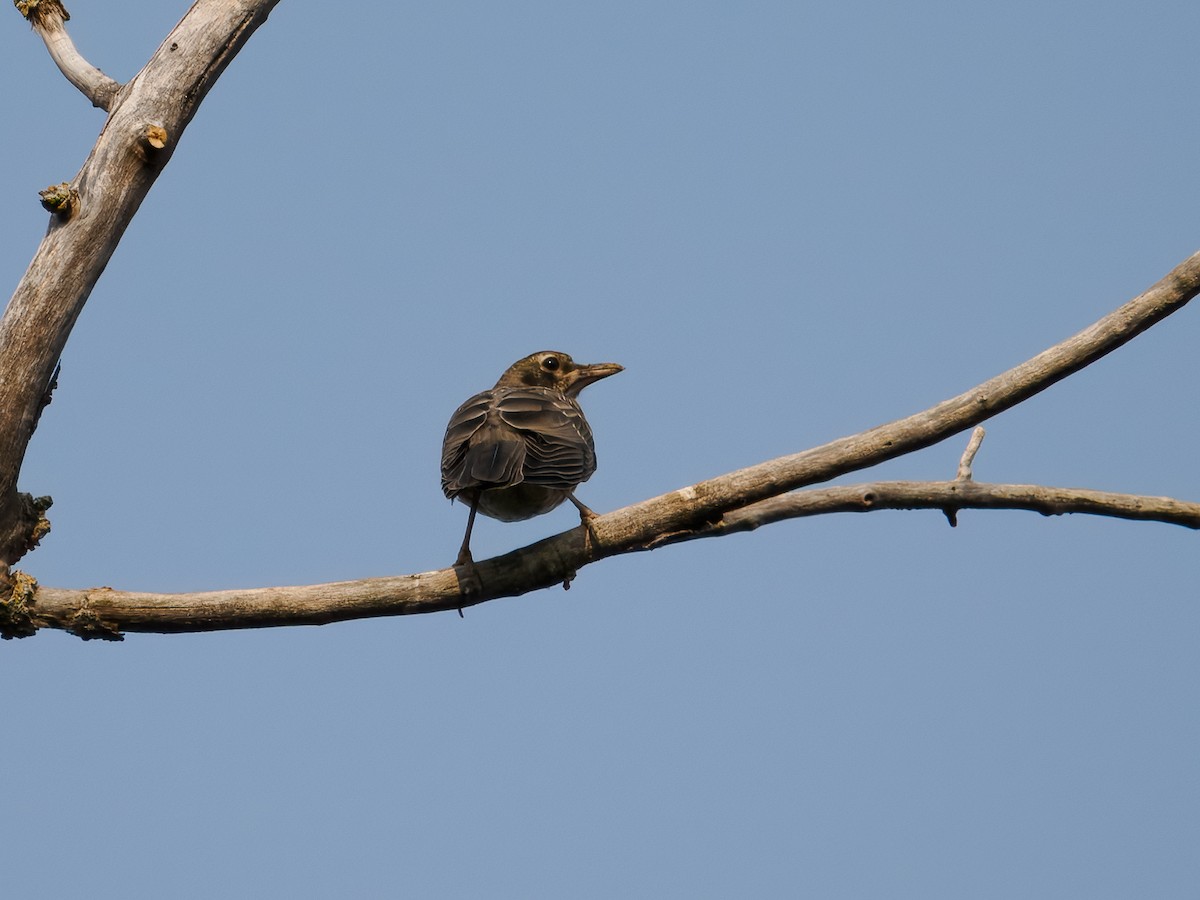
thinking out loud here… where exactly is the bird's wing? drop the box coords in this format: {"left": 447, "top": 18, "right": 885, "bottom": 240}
{"left": 441, "top": 390, "right": 526, "bottom": 497}
{"left": 494, "top": 388, "right": 598, "bottom": 489}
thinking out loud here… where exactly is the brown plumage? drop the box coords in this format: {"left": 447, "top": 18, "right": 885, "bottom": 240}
{"left": 441, "top": 350, "right": 623, "bottom": 568}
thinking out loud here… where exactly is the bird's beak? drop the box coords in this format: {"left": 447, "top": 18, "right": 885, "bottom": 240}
{"left": 566, "top": 362, "right": 623, "bottom": 396}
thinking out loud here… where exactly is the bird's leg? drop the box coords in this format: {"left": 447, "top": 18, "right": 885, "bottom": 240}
{"left": 567, "top": 493, "right": 601, "bottom": 552}
{"left": 452, "top": 496, "right": 483, "bottom": 608}
{"left": 567, "top": 493, "right": 597, "bottom": 520}
{"left": 455, "top": 498, "right": 479, "bottom": 568}
{"left": 554, "top": 493, "right": 600, "bottom": 590}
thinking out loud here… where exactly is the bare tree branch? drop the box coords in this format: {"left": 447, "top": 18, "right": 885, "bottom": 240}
{"left": 12, "top": 475, "right": 1199, "bottom": 640}
{"left": 6, "top": 248, "right": 1200, "bottom": 638}
{"left": 0, "top": 0, "right": 280, "bottom": 568}
{"left": 14, "top": 0, "right": 121, "bottom": 109}
{"left": 596, "top": 250, "right": 1200, "bottom": 553}
{"left": 3, "top": 4, "right": 1199, "bottom": 639}
{"left": 666, "top": 481, "right": 1200, "bottom": 541}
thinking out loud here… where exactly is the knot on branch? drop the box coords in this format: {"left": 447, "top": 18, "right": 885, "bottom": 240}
{"left": 29, "top": 495, "right": 52, "bottom": 545}
{"left": 39, "top": 182, "right": 78, "bottom": 220}
{"left": 0, "top": 492, "right": 52, "bottom": 567}
{"left": 69, "top": 595, "right": 123, "bottom": 642}
{"left": 0, "top": 570, "right": 38, "bottom": 639}
{"left": 141, "top": 124, "right": 168, "bottom": 152}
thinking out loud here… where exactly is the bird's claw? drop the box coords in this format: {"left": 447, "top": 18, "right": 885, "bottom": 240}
{"left": 452, "top": 551, "right": 482, "bottom": 613}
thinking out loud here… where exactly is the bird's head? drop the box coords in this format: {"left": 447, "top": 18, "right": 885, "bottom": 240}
{"left": 495, "top": 351, "right": 623, "bottom": 397}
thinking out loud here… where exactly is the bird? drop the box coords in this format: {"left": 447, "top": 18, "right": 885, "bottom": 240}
{"left": 441, "top": 350, "right": 623, "bottom": 571}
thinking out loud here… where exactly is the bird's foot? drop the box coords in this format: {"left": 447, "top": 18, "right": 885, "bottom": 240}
{"left": 452, "top": 550, "right": 481, "bottom": 615}
{"left": 567, "top": 495, "right": 602, "bottom": 552}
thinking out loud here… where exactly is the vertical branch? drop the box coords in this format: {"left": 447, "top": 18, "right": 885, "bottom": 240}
{"left": 0, "top": 0, "right": 281, "bottom": 567}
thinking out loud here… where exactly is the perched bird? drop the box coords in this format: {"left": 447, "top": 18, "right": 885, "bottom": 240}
{"left": 441, "top": 350, "right": 623, "bottom": 569}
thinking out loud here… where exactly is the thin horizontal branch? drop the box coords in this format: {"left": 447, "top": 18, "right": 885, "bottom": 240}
{"left": 670, "top": 480, "right": 1200, "bottom": 540}
{"left": 19, "top": 527, "right": 596, "bottom": 637}
{"left": 15, "top": 0, "right": 121, "bottom": 109}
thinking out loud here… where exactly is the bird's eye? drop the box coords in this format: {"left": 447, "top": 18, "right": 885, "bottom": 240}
{"left": 542, "top": 356, "right": 559, "bottom": 370}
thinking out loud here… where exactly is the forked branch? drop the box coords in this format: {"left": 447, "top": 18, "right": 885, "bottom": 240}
{"left": 6, "top": 250, "right": 1200, "bottom": 638}
{"left": 3, "top": 4, "right": 1198, "bottom": 639}
{"left": 0, "top": 0, "right": 281, "bottom": 571}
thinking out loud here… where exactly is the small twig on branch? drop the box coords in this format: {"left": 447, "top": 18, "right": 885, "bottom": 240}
{"left": 944, "top": 426, "right": 987, "bottom": 525}
{"left": 15, "top": 0, "right": 121, "bottom": 110}
{"left": 956, "top": 427, "right": 986, "bottom": 481}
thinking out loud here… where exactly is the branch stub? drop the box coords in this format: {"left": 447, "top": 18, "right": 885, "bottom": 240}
{"left": 38, "top": 182, "right": 78, "bottom": 219}
{"left": 0, "top": 570, "right": 38, "bottom": 639}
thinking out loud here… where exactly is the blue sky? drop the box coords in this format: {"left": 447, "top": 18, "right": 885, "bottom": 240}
{"left": 3, "top": 2, "right": 1199, "bottom": 896}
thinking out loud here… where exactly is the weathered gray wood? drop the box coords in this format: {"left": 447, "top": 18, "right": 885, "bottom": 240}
{"left": 0, "top": 0, "right": 280, "bottom": 567}
{"left": 6, "top": 251, "right": 1200, "bottom": 638}
{"left": 16, "top": 0, "right": 120, "bottom": 109}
